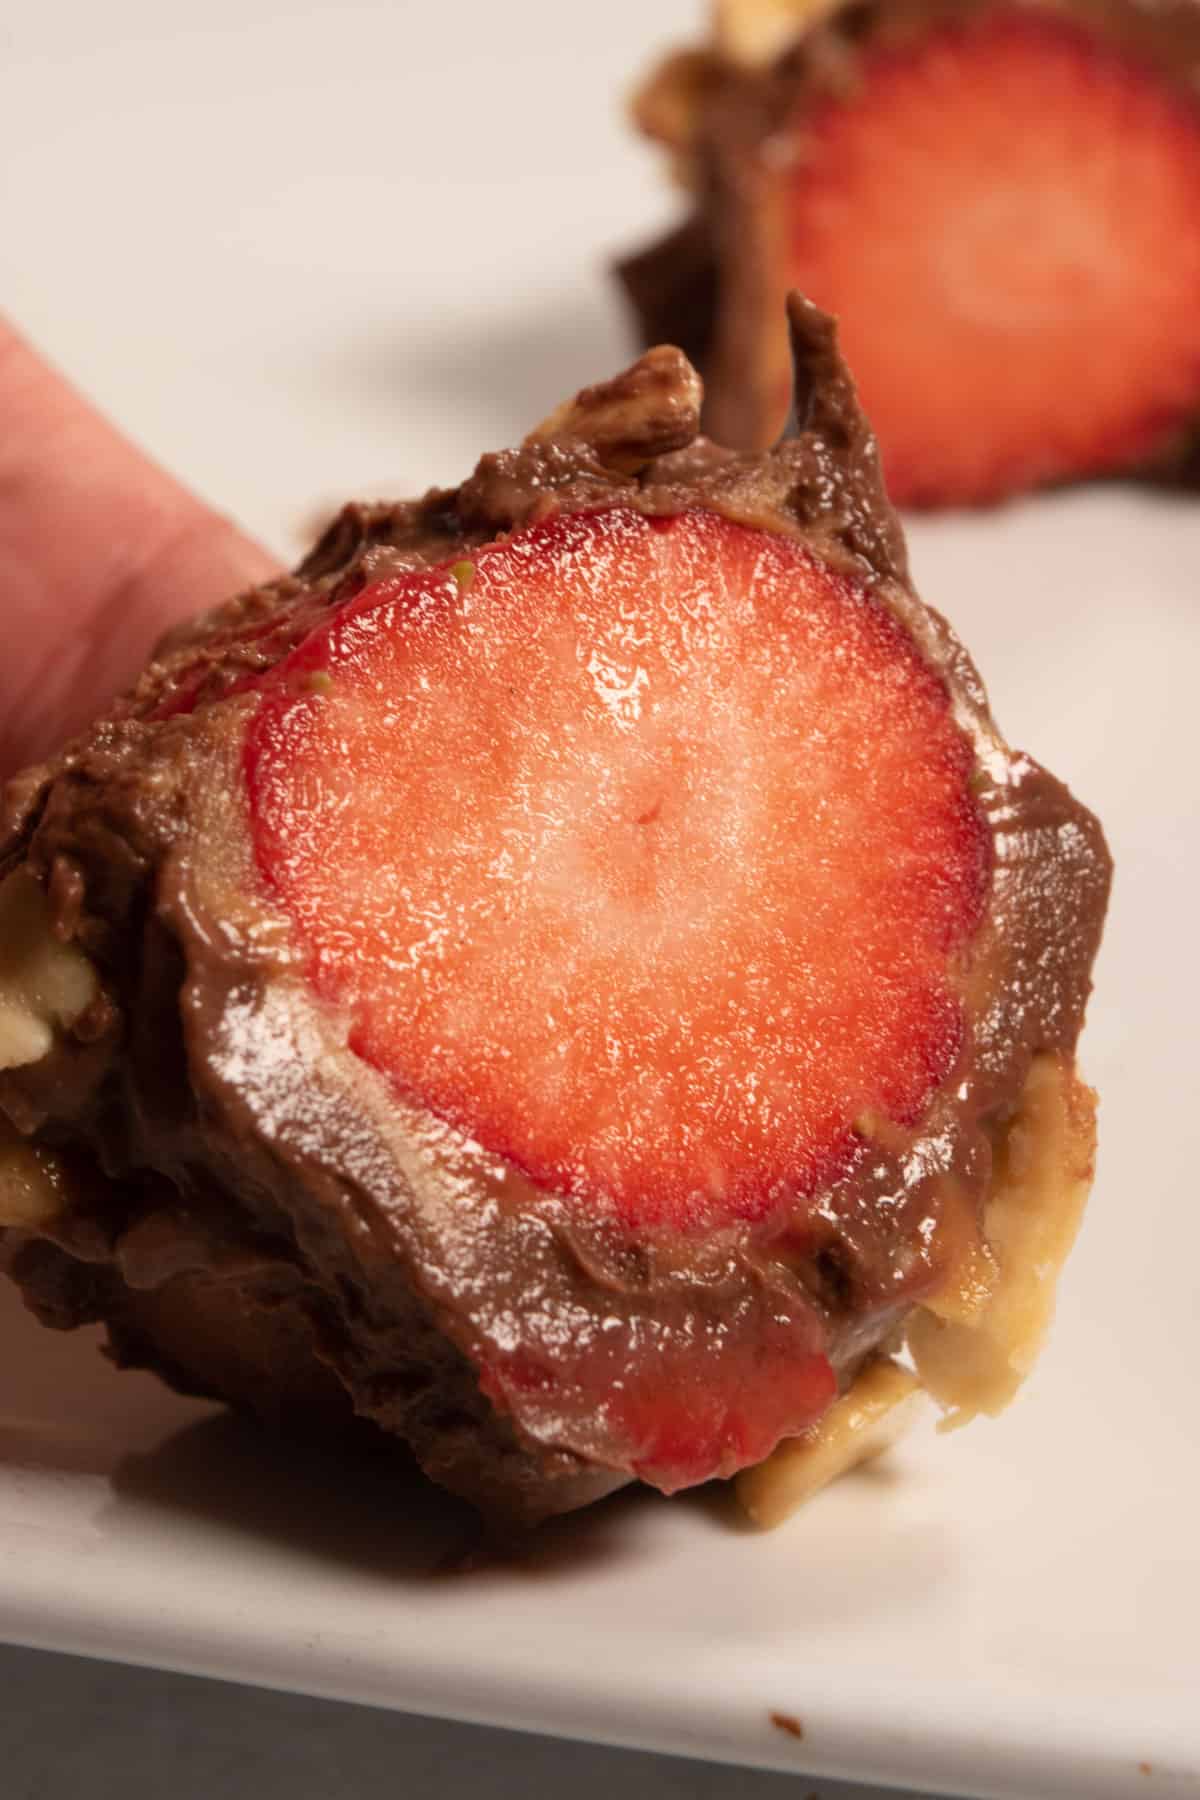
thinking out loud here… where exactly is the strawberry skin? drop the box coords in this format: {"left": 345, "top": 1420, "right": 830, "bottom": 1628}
{"left": 786, "top": 10, "right": 1200, "bottom": 505}
{"left": 247, "top": 508, "right": 988, "bottom": 1235}
{"left": 480, "top": 1322, "right": 839, "bottom": 1494}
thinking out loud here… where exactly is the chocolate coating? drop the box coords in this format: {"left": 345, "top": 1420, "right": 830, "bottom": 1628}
{"left": 0, "top": 300, "right": 1110, "bottom": 1524}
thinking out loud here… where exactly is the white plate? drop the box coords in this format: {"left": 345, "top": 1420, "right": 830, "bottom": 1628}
{"left": 2, "top": 1, "right": 1199, "bottom": 1794}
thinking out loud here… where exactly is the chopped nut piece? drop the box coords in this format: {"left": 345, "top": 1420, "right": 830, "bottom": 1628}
{"left": 0, "top": 1119, "right": 66, "bottom": 1228}
{"left": 0, "top": 871, "right": 99, "bottom": 1071}
{"left": 738, "top": 1359, "right": 924, "bottom": 1527}
{"left": 907, "top": 1054, "right": 1096, "bottom": 1426}
{"left": 631, "top": 47, "right": 725, "bottom": 165}
{"left": 526, "top": 347, "right": 703, "bottom": 474}
{"left": 715, "top": 0, "right": 838, "bottom": 67}
{"left": 921, "top": 1232, "right": 999, "bottom": 1327}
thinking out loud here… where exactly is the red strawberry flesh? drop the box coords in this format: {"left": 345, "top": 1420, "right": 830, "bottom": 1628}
{"left": 786, "top": 11, "right": 1200, "bottom": 505}
{"left": 247, "top": 507, "right": 988, "bottom": 1239}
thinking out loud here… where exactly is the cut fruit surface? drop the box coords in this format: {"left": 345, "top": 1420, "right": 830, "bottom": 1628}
{"left": 247, "top": 507, "right": 988, "bottom": 1231}
{"left": 786, "top": 10, "right": 1200, "bottom": 505}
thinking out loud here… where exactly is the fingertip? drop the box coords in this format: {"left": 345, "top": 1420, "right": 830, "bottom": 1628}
{"left": 0, "top": 321, "right": 281, "bottom": 773}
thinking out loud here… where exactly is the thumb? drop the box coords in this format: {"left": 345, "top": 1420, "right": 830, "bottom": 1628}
{"left": 0, "top": 321, "right": 279, "bottom": 776}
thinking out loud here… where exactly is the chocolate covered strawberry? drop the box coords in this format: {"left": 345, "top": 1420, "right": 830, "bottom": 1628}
{"left": 620, "top": 0, "right": 1200, "bottom": 505}
{"left": 0, "top": 298, "right": 1109, "bottom": 1526}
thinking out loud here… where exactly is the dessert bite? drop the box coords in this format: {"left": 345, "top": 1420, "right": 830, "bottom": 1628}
{"left": 0, "top": 298, "right": 1110, "bottom": 1527}
{"left": 619, "top": 0, "right": 1200, "bottom": 506}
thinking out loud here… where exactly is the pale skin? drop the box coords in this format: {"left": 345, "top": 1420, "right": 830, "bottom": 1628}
{"left": 0, "top": 320, "right": 278, "bottom": 780}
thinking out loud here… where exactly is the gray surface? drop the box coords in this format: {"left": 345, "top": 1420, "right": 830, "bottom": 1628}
{"left": 0, "top": 1644, "right": 942, "bottom": 1800}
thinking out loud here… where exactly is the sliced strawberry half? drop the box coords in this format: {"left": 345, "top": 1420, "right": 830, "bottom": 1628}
{"left": 246, "top": 507, "right": 989, "bottom": 1238}
{"left": 785, "top": 10, "right": 1200, "bottom": 505}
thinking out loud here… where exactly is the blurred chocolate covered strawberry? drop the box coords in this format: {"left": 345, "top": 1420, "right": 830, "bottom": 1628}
{"left": 620, "top": 0, "right": 1200, "bottom": 505}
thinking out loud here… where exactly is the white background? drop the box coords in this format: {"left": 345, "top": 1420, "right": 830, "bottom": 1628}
{"left": 3, "top": 2, "right": 1199, "bottom": 1797}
